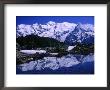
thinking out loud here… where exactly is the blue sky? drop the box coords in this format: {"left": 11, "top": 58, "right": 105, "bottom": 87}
{"left": 16, "top": 16, "right": 94, "bottom": 26}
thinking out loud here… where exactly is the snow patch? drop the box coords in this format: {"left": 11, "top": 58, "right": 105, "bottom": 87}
{"left": 67, "top": 46, "right": 76, "bottom": 51}
{"left": 20, "top": 50, "right": 46, "bottom": 54}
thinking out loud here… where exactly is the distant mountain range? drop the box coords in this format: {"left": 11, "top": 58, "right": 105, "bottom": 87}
{"left": 16, "top": 21, "right": 94, "bottom": 45}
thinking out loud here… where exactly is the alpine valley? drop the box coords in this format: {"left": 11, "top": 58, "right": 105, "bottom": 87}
{"left": 16, "top": 21, "right": 94, "bottom": 74}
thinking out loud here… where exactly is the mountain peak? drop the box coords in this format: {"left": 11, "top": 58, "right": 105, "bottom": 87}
{"left": 75, "top": 23, "right": 94, "bottom": 31}
{"left": 47, "top": 21, "right": 56, "bottom": 26}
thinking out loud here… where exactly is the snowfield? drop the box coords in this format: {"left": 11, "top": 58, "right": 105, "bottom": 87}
{"left": 20, "top": 50, "right": 46, "bottom": 54}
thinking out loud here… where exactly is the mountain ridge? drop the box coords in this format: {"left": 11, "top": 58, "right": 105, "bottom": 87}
{"left": 16, "top": 21, "right": 94, "bottom": 45}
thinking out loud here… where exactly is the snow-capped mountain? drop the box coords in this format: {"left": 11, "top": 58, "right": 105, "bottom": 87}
{"left": 16, "top": 21, "right": 94, "bottom": 45}
{"left": 65, "top": 23, "right": 94, "bottom": 45}
{"left": 17, "top": 21, "right": 76, "bottom": 42}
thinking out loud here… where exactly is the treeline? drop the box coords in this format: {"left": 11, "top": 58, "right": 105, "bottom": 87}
{"left": 16, "top": 35, "right": 66, "bottom": 50}
{"left": 16, "top": 35, "right": 94, "bottom": 55}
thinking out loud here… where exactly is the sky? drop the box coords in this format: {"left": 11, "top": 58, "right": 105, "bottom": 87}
{"left": 16, "top": 16, "right": 94, "bottom": 26}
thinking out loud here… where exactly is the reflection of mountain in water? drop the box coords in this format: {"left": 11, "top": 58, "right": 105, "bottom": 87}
{"left": 17, "top": 54, "right": 94, "bottom": 74}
